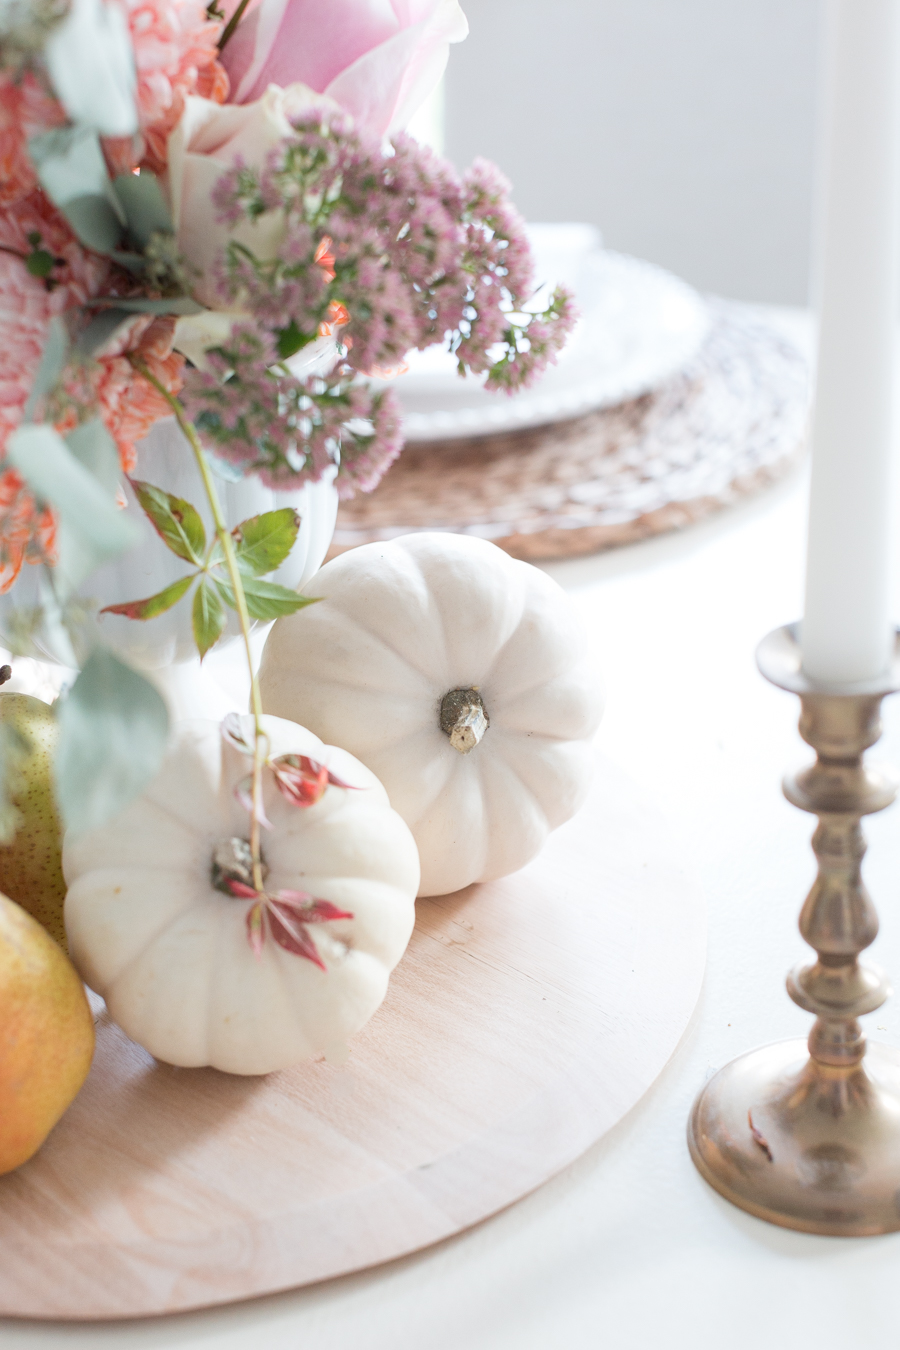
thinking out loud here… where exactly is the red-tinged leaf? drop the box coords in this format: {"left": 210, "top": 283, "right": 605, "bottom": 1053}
{"left": 272, "top": 891, "right": 354, "bottom": 923}
{"left": 221, "top": 711, "right": 252, "bottom": 754}
{"left": 271, "top": 756, "right": 329, "bottom": 807}
{"left": 270, "top": 754, "right": 363, "bottom": 809}
{"left": 233, "top": 773, "right": 273, "bottom": 829}
{"left": 270, "top": 887, "right": 314, "bottom": 908}
{"left": 130, "top": 479, "right": 206, "bottom": 564}
{"left": 100, "top": 573, "right": 194, "bottom": 621}
{"left": 225, "top": 878, "right": 259, "bottom": 899}
{"left": 268, "top": 901, "right": 327, "bottom": 969}
{"left": 246, "top": 900, "right": 265, "bottom": 958}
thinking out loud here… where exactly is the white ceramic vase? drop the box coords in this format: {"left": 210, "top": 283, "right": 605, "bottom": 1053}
{"left": 1, "top": 416, "right": 339, "bottom": 717}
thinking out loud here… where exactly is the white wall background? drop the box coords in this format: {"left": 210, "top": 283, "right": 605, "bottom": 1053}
{"left": 444, "top": 0, "right": 822, "bottom": 305}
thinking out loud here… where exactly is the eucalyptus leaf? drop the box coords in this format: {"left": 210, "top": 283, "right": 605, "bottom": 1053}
{"left": 112, "top": 171, "right": 172, "bottom": 249}
{"left": 101, "top": 573, "right": 194, "bottom": 622}
{"left": 131, "top": 480, "right": 206, "bottom": 565}
{"left": 215, "top": 575, "right": 319, "bottom": 622}
{"left": 88, "top": 295, "right": 206, "bottom": 316}
{"left": 192, "top": 580, "right": 225, "bottom": 658}
{"left": 22, "top": 316, "right": 69, "bottom": 421}
{"left": 73, "top": 308, "right": 134, "bottom": 359}
{"left": 232, "top": 509, "right": 300, "bottom": 577}
{"left": 65, "top": 417, "right": 121, "bottom": 494}
{"left": 55, "top": 648, "right": 168, "bottom": 837}
{"left": 7, "top": 423, "right": 138, "bottom": 595}
{"left": 109, "top": 250, "right": 147, "bottom": 273}
{"left": 60, "top": 195, "right": 122, "bottom": 253}
{"left": 43, "top": 0, "right": 137, "bottom": 137}
{"left": 29, "top": 127, "right": 125, "bottom": 253}
{"left": 29, "top": 126, "right": 112, "bottom": 203}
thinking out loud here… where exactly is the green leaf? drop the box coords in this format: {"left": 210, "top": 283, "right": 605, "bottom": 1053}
{"left": 65, "top": 417, "right": 121, "bottom": 494}
{"left": 192, "top": 580, "right": 226, "bottom": 658}
{"left": 130, "top": 480, "right": 206, "bottom": 565}
{"left": 215, "top": 575, "right": 320, "bottom": 622}
{"left": 231, "top": 508, "right": 300, "bottom": 577}
{"left": 29, "top": 128, "right": 123, "bottom": 253}
{"left": 60, "top": 196, "right": 123, "bottom": 253}
{"left": 22, "top": 316, "right": 69, "bottom": 421}
{"left": 276, "top": 320, "right": 310, "bottom": 361}
{"left": 7, "top": 423, "right": 139, "bottom": 595}
{"left": 87, "top": 295, "right": 206, "bottom": 316}
{"left": 55, "top": 649, "right": 169, "bottom": 837}
{"left": 73, "top": 309, "right": 135, "bottom": 359}
{"left": 42, "top": 0, "right": 137, "bottom": 138}
{"left": 101, "top": 573, "right": 194, "bottom": 621}
{"left": 112, "top": 171, "right": 173, "bottom": 250}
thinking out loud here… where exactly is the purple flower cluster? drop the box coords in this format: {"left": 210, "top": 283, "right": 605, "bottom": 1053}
{"left": 182, "top": 323, "right": 403, "bottom": 498}
{"left": 185, "top": 112, "right": 577, "bottom": 496}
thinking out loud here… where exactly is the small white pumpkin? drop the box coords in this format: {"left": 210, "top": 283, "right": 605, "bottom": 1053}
{"left": 259, "top": 533, "right": 603, "bottom": 896}
{"left": 63, "top": 715, "right": 420, "bottom": 1075}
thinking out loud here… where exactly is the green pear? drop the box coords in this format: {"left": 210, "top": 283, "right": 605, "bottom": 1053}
{"left": 0, "top": 893, "right": 94, "bottom": 1174}
{"left": 0, "top": 691, "right": 67, "bottom": 949}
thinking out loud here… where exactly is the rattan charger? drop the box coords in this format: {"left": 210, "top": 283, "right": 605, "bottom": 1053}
{"left": 328, "top": 301, "right": 810, "bottom": 563}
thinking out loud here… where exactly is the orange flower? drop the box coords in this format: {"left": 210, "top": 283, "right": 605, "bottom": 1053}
{"left": 90, "top": 317, "right": 186, "bottom": 474}
{"left": 314, "top": 237, "right": 336, "bottom": 281}
{"left": 317, "top": 299, "right": 350, "bottom": 337}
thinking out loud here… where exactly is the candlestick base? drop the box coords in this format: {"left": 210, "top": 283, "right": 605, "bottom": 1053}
{"left": 689, "top": 1040, "right": 900, "bottom": 1235}
{"left": 687, "top": 623, "right": 900, "bottom": 1235}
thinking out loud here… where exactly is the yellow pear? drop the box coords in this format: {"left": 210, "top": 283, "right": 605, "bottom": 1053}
{"left": 0, "top": 690, "right": 67, "bottom": 948}
{"left": 0, "top": 892, "right": 94, "bottom": 1174}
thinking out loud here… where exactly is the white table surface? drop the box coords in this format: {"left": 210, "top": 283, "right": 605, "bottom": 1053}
{"left": 8, "top": 308, "right": 900, "bottom": 1350}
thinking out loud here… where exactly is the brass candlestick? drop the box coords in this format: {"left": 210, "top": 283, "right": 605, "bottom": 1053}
{"left": 688, "top": 623, "right": 900, "bottom": 1235}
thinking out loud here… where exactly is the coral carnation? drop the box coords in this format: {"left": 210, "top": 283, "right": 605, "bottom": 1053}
{"left": 0, "top": 69, "right": 66, "bottom": 208}
{"left": 92, "top": 315, "right": 185, "bottom": 472}
{"left": 126, "top": 0, "right": 228, "bottom": 173}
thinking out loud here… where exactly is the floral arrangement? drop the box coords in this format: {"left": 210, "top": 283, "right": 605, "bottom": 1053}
{"left": 0, "top": 0, "right": 576, "bottom": 845}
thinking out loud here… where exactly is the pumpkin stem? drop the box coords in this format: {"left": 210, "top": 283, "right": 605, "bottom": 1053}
{"left": 129, "top": 358, "right": 268, "bottom": 894}
{"left": 440, "top": 688, "right": 489, "bottom": 754}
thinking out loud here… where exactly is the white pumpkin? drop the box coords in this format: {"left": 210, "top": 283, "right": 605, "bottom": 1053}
{"left": 258, "top": 533, "right": 603, "bottom": 896}
{"left": 63, "top": 715, "right": 420, "bottom": 1075}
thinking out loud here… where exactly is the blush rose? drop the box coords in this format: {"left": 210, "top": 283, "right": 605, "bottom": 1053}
{"left": 220, "top": 0, "right": 467, "bottom": 135}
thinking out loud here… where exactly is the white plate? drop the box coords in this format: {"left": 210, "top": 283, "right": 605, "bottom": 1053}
{"left": 375, "top": 232, "right": 711, "bottom": 443}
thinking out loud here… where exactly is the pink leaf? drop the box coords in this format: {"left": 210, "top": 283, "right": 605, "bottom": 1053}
{"left": 226, "top": 878, "right": 259, "bottom": 900}
{"left": 233, "top": 773, "right": 274, "bottom": 830}
{"left": 222, "top": 712, "right": 253, "bottom": 755}
{"left": 246, "top": 900, "right": 265, "bottom": 958}
{"left": 323, "top": 764, "right": 362, "bottom": 790}
{"left": 270, "top": 887, "right": 315, "bottom": 909}
{"left": 268, "top": 901, "right": 328, "bottom": 970}
{"left": 269, "top": 753, "right": 361, "bottom": 808}
{"left": 273, "top": 891, "right": 354, "bottom": 924}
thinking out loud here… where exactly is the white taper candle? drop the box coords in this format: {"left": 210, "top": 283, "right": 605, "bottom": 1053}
{"left": 801, "top": 0, "right": 900, "bottom": 683}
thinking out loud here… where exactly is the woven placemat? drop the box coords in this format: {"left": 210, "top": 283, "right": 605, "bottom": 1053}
{"left": 328, "top": 301, "right": 810, "bottom": 562}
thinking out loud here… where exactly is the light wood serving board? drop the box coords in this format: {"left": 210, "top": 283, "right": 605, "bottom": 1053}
{"left": 0, "top": 756, "right": 705, "bottom": 1321}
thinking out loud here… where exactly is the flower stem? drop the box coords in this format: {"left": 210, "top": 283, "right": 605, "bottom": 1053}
{"left": 218, "top": 0, "right": 251, "bottom": 52}
{"left": 129, "top": 357, "right": 266, "bottom": 893}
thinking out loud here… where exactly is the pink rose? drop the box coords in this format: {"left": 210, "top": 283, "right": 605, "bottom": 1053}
{"left": 220, "top": 0, "right": 467, "bottom": 135}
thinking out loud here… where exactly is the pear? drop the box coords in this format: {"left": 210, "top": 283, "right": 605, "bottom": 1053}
{"left": 0, "top": 892, "right": 94, "bottom": 1174}
{"left": 0, "top": 689, "right": 67, "bottom": 948}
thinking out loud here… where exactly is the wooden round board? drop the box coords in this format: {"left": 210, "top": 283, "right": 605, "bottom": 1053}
{"left": 0, "top": 756, "right": 705, "bottom": 1321}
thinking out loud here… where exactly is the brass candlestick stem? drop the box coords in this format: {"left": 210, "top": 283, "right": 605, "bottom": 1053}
{"left": 688, "top": 623, "right": 900, "bottom": 1235}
